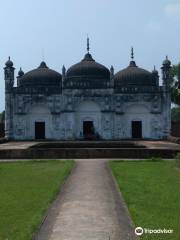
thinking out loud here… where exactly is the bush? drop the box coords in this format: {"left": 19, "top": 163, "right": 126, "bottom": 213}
{"left": 172, "top": 107, "right": 180, "bottom": 123}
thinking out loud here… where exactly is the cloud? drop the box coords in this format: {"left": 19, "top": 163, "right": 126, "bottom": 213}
{"left": 164, "top": 3, "right": 180, "bottom": 19}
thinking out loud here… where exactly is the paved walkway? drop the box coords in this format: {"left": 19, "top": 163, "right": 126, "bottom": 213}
{"left": 35, "top": 160, "right": 137, "bottom": 240}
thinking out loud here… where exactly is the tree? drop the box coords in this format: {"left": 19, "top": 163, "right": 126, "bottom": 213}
{"left": 171, "top": 63, "right": 180, "bottom": 105}
{"left": 171, "top": 107, "right": 180, "bottom": 122}
{"left": 0, "top": 111, "right": 5, "bottom": 123}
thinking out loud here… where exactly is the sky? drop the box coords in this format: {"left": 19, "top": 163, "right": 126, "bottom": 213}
{"left": 0, "top": 0, "right": 180, "bottom": 111}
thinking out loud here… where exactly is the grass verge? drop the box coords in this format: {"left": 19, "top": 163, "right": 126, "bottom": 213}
{"left": 0, "top": 160, "right": 74, "bottom": 240}
{"left": 109, "top": 160, "right": 180, "bottom": 240}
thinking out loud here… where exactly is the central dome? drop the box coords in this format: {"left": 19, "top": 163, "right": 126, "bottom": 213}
{"left": 64, "top": 53, "right": 110, "bottom": 89}
{"left": 66, "top": 53, "right": 110, "bottom": 79}
{"left": 19, "top": 61, "right": 62, "bottom": 87}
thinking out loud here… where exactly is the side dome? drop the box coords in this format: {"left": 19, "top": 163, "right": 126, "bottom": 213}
{"left": 114, "top": 60, "right": 156, "bottom": 88}
{"left": 64, "top": 53, "right": 110, "bottom": 89}
{"left": 18, "top": 61, "right": 62, "bottom": 87}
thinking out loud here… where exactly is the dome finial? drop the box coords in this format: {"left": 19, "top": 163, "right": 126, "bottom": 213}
{"left": 18, "top": 67, "right": 24, "bottom": 77}
{"left": 131, "top": 47, "right": 134, "bottom": 60}
{"left": 39, "top": 61, "right": 48, "bottom": 68}
{"left": 87, "top": 35, "right": 90, "bottom": 53}
{"left": 129, "top": 47, "right": 137, "bottom": 67}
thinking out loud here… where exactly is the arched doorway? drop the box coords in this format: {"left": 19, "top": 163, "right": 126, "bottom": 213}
{"left": 76, "top": 101, "right": 101, "bottom": 140}
{"left": 124, "top": 104, "right": 150, "bottom": 139}
{"left": 28, "top": 104, "right": 52, "bottom": 140}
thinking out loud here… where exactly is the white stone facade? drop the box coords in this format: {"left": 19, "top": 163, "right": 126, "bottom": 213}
{"left": 7, "top": 89, "right": 170, "bottom": 140}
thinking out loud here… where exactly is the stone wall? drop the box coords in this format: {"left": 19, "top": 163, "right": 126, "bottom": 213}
{"left": 10, "top": 87, "right": 170, "bottom": 140}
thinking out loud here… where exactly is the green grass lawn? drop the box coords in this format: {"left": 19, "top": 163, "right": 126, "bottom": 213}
{"left": 110, "top": 160, "right": 180, "bottom": 240}
{"left": 0, "top": 160, "right": 74, "bottom": 240}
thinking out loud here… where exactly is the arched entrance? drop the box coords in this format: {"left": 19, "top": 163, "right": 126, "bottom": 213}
{"left": 28, "top": 104, "right": 52, "bottom": 140}
{"left": 124, "top": 104, "right": 150, "bottom": 139}
{"left": 76, "top": 101, "right": 101, "bottom": 140}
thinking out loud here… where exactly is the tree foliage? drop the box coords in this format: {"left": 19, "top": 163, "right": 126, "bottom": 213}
{"left": 0, "top": 111, "right": 5, "bottom": 123}
{"left": 171, "top": 63, "right": 180, "bottom": 105}
{"left": 171, "top": 107, "right": 180, "bottom": 122}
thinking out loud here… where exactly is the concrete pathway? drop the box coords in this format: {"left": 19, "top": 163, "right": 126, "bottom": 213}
{"left": 35, "top": 160, "right": 137, "bottom": 240}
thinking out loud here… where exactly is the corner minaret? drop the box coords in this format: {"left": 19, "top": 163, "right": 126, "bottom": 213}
{"left": 161, "top": 56, "right": 172, "bottom": 89}
{"left": 4, "top": 57, "right": 15, "bottom": 91}
{"left": 161, "top": 56, "right": 172, "bottom": 138}
{"left": 4, "top": 57, "right": 15, "bottom": 139}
